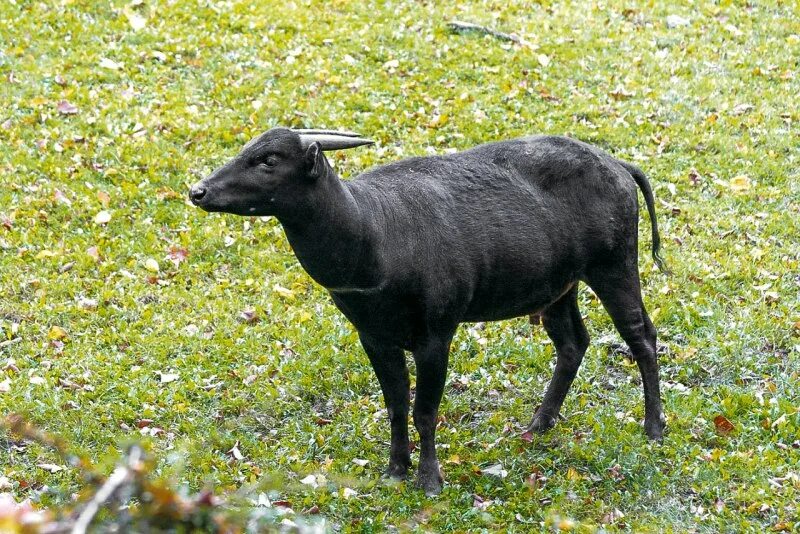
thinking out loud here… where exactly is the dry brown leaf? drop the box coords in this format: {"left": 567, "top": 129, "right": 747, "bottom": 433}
{"left": 713, "top": 414, "right": 735, "bottom": 435}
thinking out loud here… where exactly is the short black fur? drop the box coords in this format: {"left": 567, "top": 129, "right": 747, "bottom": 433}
{"left": 190, "top": 128, "right": 667, "bottom": 495}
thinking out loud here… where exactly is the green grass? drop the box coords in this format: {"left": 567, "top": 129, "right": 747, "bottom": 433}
{"left": 1, "top": 0, "right": 799, "bottom": 531}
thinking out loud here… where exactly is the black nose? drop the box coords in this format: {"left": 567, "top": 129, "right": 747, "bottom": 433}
{"left": 189, "top": 186, "right": 206, "bottom": 203}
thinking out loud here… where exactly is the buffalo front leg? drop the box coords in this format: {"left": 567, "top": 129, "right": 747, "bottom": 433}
{"left": 360, "top": 334, "right": 411, "bottom": 479}
{"left": 412, "top": 333, "right": 453, "bottom": 496}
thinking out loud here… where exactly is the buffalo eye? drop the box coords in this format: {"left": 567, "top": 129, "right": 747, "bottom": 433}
{"left": 259, "top": 156, "right": 278, "bottom": 170}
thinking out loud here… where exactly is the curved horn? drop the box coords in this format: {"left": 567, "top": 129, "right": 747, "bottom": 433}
{"left": 292, "top": 128, "right": 362, "bottom": 137}
{"left": 296, "top": 131, "right": 374, "bottom": 151}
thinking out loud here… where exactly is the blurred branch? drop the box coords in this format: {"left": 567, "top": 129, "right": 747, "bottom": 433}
{"left": 1, "top": 415, "right": 318, "bottom": 533}
{"left": 71, "top": 446, "right": 141, "bottom": 534}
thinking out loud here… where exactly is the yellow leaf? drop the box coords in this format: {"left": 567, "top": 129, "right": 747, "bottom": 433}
{"left": 49, "top": 326, "right": 68, "bottom": 340}
{"left": 446, "top": 454, "right": 461, "bottom": 465}
{"left": 566, "top": 467, "right": 582, "bottom": 481}
{"left": 144, "top": 258, "right": 160, "bottom": 272}
{"left": 273, "top": 284, "right": 295, "bottom": 300}
{"left": 558, "top": 517, "right": 576, "bottom": 530}
{"left": 36, "top": 250, "right": 56, "bottom": 259}
{"left": 729, "top": 175, "right": 751, "bottom": 192}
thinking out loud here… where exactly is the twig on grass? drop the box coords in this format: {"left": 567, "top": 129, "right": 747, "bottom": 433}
{"left": 447, "top": 20, "right": 532, "bottom": 47}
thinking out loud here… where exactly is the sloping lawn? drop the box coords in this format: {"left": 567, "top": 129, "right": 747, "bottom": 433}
{"left": 1, "top": 0, "right": 798, "bottom": 530}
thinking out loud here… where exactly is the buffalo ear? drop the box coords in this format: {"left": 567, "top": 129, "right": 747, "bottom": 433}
{"left": 305, "top": 141, "right": 324, "bottom": 180}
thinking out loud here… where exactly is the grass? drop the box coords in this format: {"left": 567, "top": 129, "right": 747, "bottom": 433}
{"left": 1, "top": 0, "right": 799, "bottom": 531}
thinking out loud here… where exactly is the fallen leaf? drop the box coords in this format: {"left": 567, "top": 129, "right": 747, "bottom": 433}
{"left": 666, "top": 14, "right": 689, "bottom": 28}
{"left": 537, "top": 53, "right": 550, "bottom": 67}
{"left": 97, "top": 191, "right": 111, "bottom": 207}
{"left": 473, "top": 494, "right": 492, "bottom": 510}
{"left": 341, "top": 487, "right": 357, "bottom": 499}
{"left": 729, "top": 175, "right": 751, "bottom": 192}
{"left": 601, "top": 508, "right": 625, "bottom": 524}
{"left": 144, "top": 258, "right": 160, "bottom": 272}
{"left": 608, "top": 464, "right": 625, "bottom": 481}
{"left": 558, "top": 518, "right": 576, "bottom": 530}
{"left": 445, "top": 454, "right": 461, "bottom": 465}
{"left": 54, "top": 189, "right": 72, "bottom": 206}
{"left": 714, "top": 498, "right": 725, "bottom": 513}
{"left": 36, "top": 463, "right": 64, "bottom": 473}
{"left": 352, "top": 458, "right": 369, "bottom": 467}
{"left": 0, "top": 378, "right": 10, "bottom": 393}
{"left": 713, "top": 414, "right": 735, "bottom": 435}
{"left": 99, "top": 57, "right": 122, "bottom": 70}
{"left": 167, "top": 247, "right": 189, "bottom": 267}
{"left": 94, "top": 210, "right": 112, "bottom": 224}
{"left": 272, "top": 285, "right": 295, "bottom": 300}
{"left": 56, "top": 100, "right": 78, "bottom": 115}
{"left": 86, "top": 246, "right": 101, "bottom": 261}
{"left": 228, "top": 441, "right": 245, "bottom": 461}
{"left": 610, "top": 86, "right": 635, "bottom": 100}
{"left": 29, "top": 376, "right": 46, "bottom": 386}
{"left": 482, "top": 463, "right": 507, "bottom": 478}
{"left": 48, "top": 326, "right": 68, "bottom": 340}
{"left": 243, "top": 374, "right": 257, "bottom": 386}
{"left": 731, "top": 103, "right": 755, "bottom": 116}
{"left": 159, "top": 372, "right": 179, "bottom": 384}
{"left": 300, "top": 474, "right": 318, "bottom": 488}
{"left": 124, "top": 5, "right": 147, "bottom": 30}
{"left": 526, "top": 470, "right": 547, "bottom": 491}
{"left": 239, "top": 309, "right": 258, "bottom": 323}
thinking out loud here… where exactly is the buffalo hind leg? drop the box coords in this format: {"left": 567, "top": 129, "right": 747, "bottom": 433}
{"left": 528, "top": 286, "right": 590, "bottom": 433}
{"left": 412, "top": 333, "right": 454, "bottom": 496}
{"left": 586, "top": 263, "right": 666, "bottom": 440}
{"left": 360, "top": 334, "right": 412, "bottom": 479}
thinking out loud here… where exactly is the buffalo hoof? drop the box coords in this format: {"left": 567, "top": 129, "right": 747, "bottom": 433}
{"left": 416, "top": 464, "right": 443, "bottom": 497}
{"left": 644, "top": 414, "right": 666, "bottom": 441}
{"left": 385, "top": 463, "right": 410, "bottom": 481}
{"left": 527, "top": 413, "right": 557, "bottom": 434}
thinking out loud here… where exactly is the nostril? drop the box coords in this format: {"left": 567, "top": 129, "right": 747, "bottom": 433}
{"left": 190, "top": 187, "right": 206, "bottom": 202}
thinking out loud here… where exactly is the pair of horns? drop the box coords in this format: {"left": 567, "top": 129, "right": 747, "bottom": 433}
{"left": 293, "top": 129, "right": 374, "bottom": 151}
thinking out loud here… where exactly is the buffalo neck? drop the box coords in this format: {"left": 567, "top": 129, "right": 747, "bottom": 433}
{"left": 279, "top": 171, "right": 375, "bottom": 290}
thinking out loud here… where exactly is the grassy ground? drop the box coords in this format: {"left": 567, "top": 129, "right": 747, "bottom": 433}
{"left": 1, "top": 0, "right": 799, "bottom": 531}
